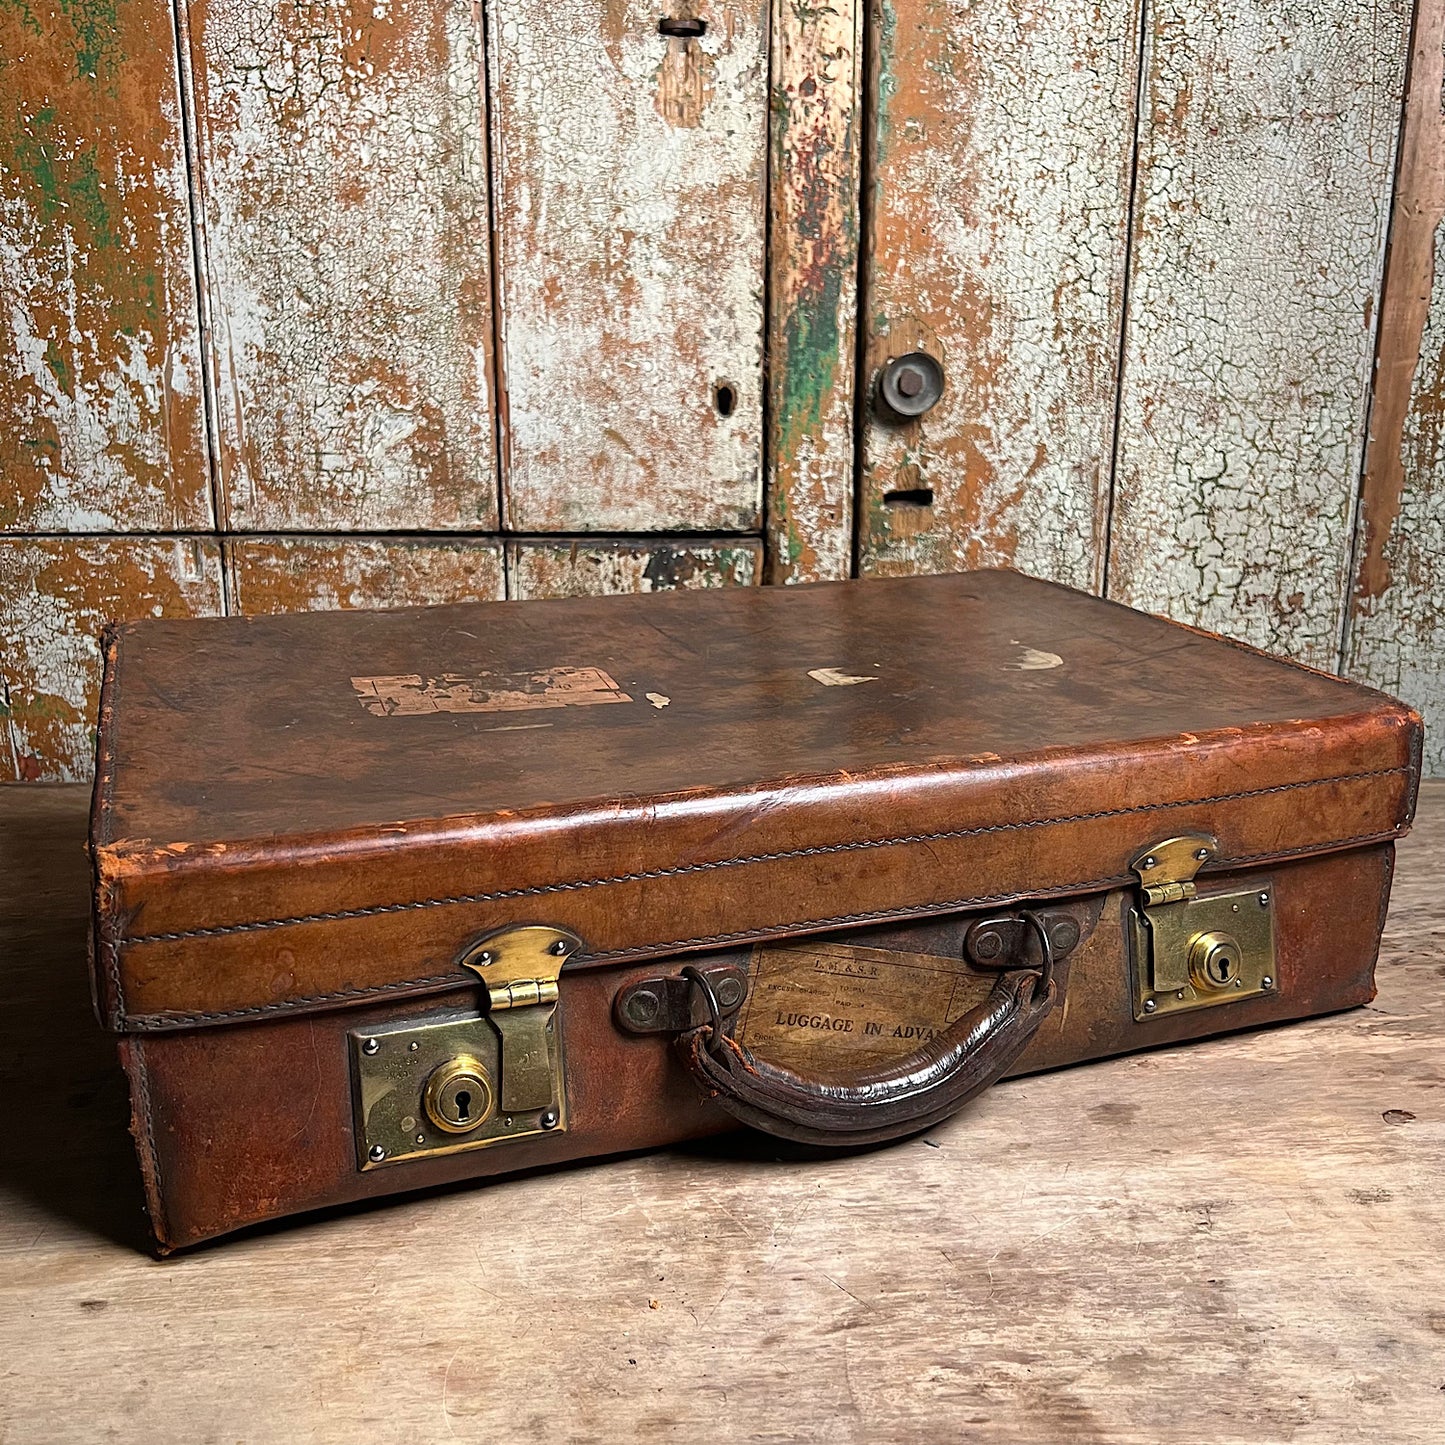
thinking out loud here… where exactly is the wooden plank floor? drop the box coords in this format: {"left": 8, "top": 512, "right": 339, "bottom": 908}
{"left": 1, "top": 784, "right": 1442, "bottom": 1442}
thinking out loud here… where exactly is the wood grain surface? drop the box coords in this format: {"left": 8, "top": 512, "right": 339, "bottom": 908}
{"left": 0, "top": 539, "right": 223, "bottom": 782}
{"left": 507, "top": 537, "right": 760, "bottom": 597}
{"left": 0, "top": 0, "right": 210, "bottom": 532}
{"left": 226, "top": 537, "right": 506, "bottom": 614}
{"left": 854, "top": 0, "right": 1140, "bottom": 587}
{"left": 2, "top": 783, "right": 1442, "bottom": 1441}
{"left": 1347, "top": 0, "right": 1445, "bottom": 776}
{"left": 765, "top": 0, "right": 863, "bottom": 583}
{"left": 186, "top": 0, "right": 499, "bottom": 530}
{"left": 1108, "top": 0, "right": 1411, "bottom": 670}
{"left": 489, "top": 0, "right": 768, "bottom": 532}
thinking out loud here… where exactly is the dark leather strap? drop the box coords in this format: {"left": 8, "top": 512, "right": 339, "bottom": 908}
{"left": 675, "top": 917, "right": 1060, "bottom": 1148}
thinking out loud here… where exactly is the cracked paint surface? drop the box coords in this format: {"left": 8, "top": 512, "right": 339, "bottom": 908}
{"left": 189, "top": 0, "right": 498, "bottom": 530}
{"left": 0, "top": 0, "right": 209, "bottom": 530}
{"left": 227, "top": 537, "right": 506, "bottom": 614}
{"left": 0, "top": 538, "right": 223, "bottom": 780}
{"left": 1347, "top": 1, "right": 1445, "bottom": 773}
{"left": 1109, "top": 0, "right": 1410, "bottom": 670}
{"left": 490, "top": 0, "right": 768, "bottom": 532}
{"left": 856, "top": 0, "right": 1140, "bottom": 586}
{"left": 766, "top": 0, "right": 863, "bottom": 583}
{"left": 507, "top": 538, "right": 760, "bottom": 598}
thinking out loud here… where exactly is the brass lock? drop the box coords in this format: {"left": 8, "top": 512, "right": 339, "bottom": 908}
{"left": 350, "top": 924, "right": 575, "bottom": 1169}
{"left": 1128, "top": 835, "right": 1277, "bottom": 1020}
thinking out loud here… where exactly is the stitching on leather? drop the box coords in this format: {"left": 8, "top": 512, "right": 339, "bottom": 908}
{"left": 118, "top": 823, "right": 1402, "bottom": 1031}
{"left": 129, "top": 1038, "right": 167, "bottom": 1246}
{"left": 120, "top": 765, "right": 1408, "bottom": 948}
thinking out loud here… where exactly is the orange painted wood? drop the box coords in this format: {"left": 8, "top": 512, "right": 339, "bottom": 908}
{"left": 0, "top": 0, "right": 210, "bottom": 532}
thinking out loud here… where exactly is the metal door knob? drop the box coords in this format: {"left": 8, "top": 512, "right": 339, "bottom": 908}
{"left": 877, "top": 351, "right": 944, "bottom": 420}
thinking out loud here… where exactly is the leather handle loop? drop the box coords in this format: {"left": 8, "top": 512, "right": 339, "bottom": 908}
{"left": 676, "top": 912, "right": 1062, "bottom": 1148}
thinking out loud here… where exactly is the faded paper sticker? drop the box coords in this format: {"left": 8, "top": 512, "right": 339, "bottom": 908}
{"left": 733, "top": 941, "right": 995, "bottom": 1074}
{"left": 351, "top": 667, "right": 633, "bottom": 716}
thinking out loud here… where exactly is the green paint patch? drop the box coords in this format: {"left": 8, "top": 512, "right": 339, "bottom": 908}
{"left": 776, "top": 267, "right": 843, "bottom": 462}
{"left": 43, "top": 339, "right": 74, "bottom": 395}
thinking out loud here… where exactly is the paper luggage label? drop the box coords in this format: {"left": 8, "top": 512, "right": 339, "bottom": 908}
{"left": 732, "top": 942, "right": 997, "bottom": 1074}
{"left": 352, "top": 667, "right": 632, "bottom": 716}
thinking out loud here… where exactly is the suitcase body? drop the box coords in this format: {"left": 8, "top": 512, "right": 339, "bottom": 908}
{"left": 89, "top": 571, "right": 1421, "bottom": 1249}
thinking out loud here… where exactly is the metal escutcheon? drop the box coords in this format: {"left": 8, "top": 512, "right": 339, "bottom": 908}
{"left": 877, "top": 351, "right": 944, "bottom": 421}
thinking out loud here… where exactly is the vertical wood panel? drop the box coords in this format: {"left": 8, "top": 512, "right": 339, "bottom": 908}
{"left": 0, "top": 0, "right": 210, "bottom": 531}
{"left": 854, "top": 0, "right": 1140, "bottom": 586}
{"left": 766, "top": 0, "right": 864, "bottom": 583}
{"left": 490, "top": 0, "right": 768, "bottom": 532}
{"left": 187, "top": 0, "right": 498, "bottom": 531}
{"left": 1108, "top": 0, "right": 1410, "bottom": 670}
{"left": 507, "top": 538, "right": 760, "bottom": 598}
{"left": 0, "top": 538, "right": 224, "bottom": 781}
{"left": 226, "top": 538, "right": 506, "bottom": 615}
{"left": 1348, "top": 0, "right": 1445, "bottom": 775}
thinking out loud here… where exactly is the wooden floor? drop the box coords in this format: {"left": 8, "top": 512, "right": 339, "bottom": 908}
{"left": 1, "top": 787, "right": 1442, "bottom": 1443}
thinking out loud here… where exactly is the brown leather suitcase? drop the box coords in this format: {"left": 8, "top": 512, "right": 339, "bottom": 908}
{"left": 89, "top": 570, "right": 1421, "bottom": 1250}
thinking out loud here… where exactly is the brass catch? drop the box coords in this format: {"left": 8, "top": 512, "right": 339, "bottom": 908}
{"left": 349, "top": 924, "right": 577, "bottom": 1170}
{"left": 1127, "top": 834, "right": 1276, "bottom": 1021}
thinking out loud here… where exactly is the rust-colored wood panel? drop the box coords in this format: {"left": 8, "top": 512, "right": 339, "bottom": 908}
{"left": 0, "top": 538, "right": 223, "bottom": 782}
{"left": 227, "top": 537, "right": 506, "bottom": 615}
{"left": 766, "top": 0, "right": 863, "bottom": 584}
{"left": 1108, "top": 0, "right": 1410, "bottom": 671}
{"left": 854, "top": 0, "right": 1140, "bottom": 586}
{"left": 1347, "top": 0, "right": 1445, "bottom": 776}
{"left": 0, "top": 0, "right": 210, "bottom": 532}
{"left": 507, "top": 538, "right": 761, "bottom": 599}
{"left": 490, "top": 0, "right": 768, "bottom": 533}
{"left": 186, "top": 0, "right": 498, "bottom": 531}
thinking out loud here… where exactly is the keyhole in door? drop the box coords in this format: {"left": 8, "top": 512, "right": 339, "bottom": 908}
{"left": 714, "top": 381, "right": 736, "bottom": 417}
{"left": 455, "top": 1090, "right": 472, "bottom": 1121}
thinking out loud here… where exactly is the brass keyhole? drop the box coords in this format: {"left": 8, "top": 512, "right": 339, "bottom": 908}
{"left": 1188, "top": 931, "right": 1243, "bottom": 992}
{"left": 424, "top": 1056, "right": 495, "bottom": 1135}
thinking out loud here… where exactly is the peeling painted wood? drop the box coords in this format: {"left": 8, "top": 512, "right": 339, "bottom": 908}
{"left": 0, "top": 0, "right": 210, "bottom": 531}
{"left": 765, "top": 0, "right": 863, "bottom": 583}
{"left": 855, "top": 0, "right": 1140, "bottom": 586}
{"left": 226, "top": 537, "right": 506, "bottom": 615}
{"left": 186, "top": 0, "right": 498, "bottom": 531}
{"left": 0, "top": 538, "right": 224, "bottom": 781}
{"left": 490, "top": 0, "right": 768, "bottom": 532}
{"left": 1347, "top": 0, "right": 1445, "bottom": 776}
{"left": 507, "top": 538, "right": 761, "bottom": 598}
{"left": 1107, "top": 0, "right": 1411, "bottom": 670}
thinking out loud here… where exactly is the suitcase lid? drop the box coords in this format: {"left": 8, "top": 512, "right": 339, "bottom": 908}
{"left": 90, "top": 570, "right": 1421, "bottom": 1033}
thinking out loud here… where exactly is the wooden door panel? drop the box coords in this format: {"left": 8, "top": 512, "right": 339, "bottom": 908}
{"left": 507, "top": 538, "right": 760, "bottom": 598}
{"left": 1107, "top": 0, "right": 1410, "bottom": 670}
{"left": 490, "top": 0, "right": 767, "bottom": 532}
{"left": 226, "top": 538, "right": 506, "bottom": 615}
{"left": 187, "top": 0, "right": 498, "bottom": 531}
{"left": 855, "top": 0, "right": 1140, "bottom": 586}
{"left": 0, "top": 539, "right": 224, "bottom": 781}
{"left": 0, "top": 0, "right": 210, "bottom": 532}
{"left": 1347, "top": 0, "right": 1445, "bottom": 774}
{"left": 766, "top": 0, "right": 865, "bottom": 583}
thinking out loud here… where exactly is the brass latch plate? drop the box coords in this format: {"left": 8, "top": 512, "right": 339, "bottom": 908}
{"left": 1127, "top": 835, "right": 1277, "bottom": 1021}
{"left": 350, "top": 925, "right": 575, "bottom": 1170}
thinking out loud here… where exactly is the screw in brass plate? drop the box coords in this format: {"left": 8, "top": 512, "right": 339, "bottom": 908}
{"left": 540, "top": 1109, "right": 560, "bottom": 1130}
{"left": 362, "top": 1038, "right": 380, "bottom": 1056}
{"left": 369, "top": 1145, "right": 386, "bottom": 1162}
{"left": 1143, "top": 999, "right": 1158, "bottom": 1014}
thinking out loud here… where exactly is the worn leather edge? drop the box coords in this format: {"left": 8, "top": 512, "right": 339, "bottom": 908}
{"left": 111, "top": 823, "right": 1408, "bottom": 1034}
{"left": 114, "top": 763, "right": 1412, "bottom": 948}
{"left": 119, "top": 1035, "right": 172, "bottom": 1254}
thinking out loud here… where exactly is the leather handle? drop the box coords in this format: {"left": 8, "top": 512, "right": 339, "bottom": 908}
{"left": 675, "top": 915, "right": 1062, "bottom": 1148}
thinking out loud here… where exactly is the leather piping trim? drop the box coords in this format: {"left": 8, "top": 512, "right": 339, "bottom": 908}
{"left": 114, "top": 823, "right": 1405, "bottom": 1032}
{"left": 118, "top": 765, "right": 1410, "bottom": 948}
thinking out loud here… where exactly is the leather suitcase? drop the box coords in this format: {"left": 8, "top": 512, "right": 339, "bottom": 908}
{"left": 89, "top": 570, "right": 1422, "bottom": 1250}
